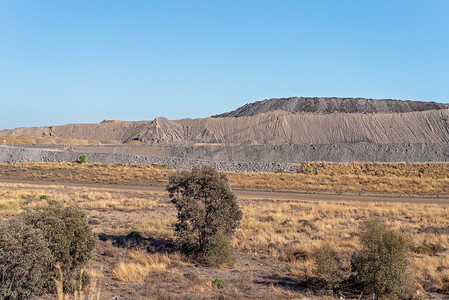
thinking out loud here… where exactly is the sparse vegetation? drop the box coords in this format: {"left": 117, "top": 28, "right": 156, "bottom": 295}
{"left": 1, "top": 161, "right": 449, "bottom": 195}
{"left": 20, "top": 205, "right": 98, "bottom": 293}
{"left": 0, "top": 169, "right": 448, "bottom": 299}
{"left": 54, "top": 265, "right": 102, "bottom": 300}
{"left": 0, "top": 204, "right": 98, "bottom": 299}
{"left": 112, "top": 251, "right": 172, "bottom": 283}
{"left": 211, "top": 278, "right": 227, "bottom": 289}
{"left": 351, "top": 218, "right": 411, "bottom": 298}
{"left": 203, "top": 231, "right": 235, "bottom": 267}
{"left": 312, "top": 243, "right": 342, "bottom": 293}
{"left": 167, "top": 166, "right": 243, "bottom": 266}
{"left": 79, "top": 154, "right": 87, "bottom": 164}
{"left": 0, "top": 218, "right": 52, "bottom": 299}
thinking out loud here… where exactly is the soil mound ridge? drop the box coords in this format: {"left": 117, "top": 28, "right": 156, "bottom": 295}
{"left": 1, "top": 144, "right": 449, "bottom": 172}
{"left": 213, "top": 97, "right": 449, "bottom": 117}
{"left": 177, "top": 109, "right": 449, "bottom": 144}
{"left": 2, "top": 109, "right": 449, "bottom": 145}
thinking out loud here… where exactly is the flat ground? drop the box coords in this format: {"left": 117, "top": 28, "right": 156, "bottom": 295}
{"left": 1, "top": 162, "right": 449, "bottom": 299}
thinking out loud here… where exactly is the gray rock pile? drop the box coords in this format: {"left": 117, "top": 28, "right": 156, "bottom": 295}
{"left": 1, "top": 143, "right": 448, "bottom": 173}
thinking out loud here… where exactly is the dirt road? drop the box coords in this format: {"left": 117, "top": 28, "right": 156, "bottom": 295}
{"left": 2, "top": 179, "right": 449, "bottom": 204}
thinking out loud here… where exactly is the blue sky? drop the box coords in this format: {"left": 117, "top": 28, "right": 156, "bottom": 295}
{"left": 0, "top": 1, "right": 448, "bottom": 129}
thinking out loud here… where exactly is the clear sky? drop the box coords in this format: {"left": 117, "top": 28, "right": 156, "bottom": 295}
{"left": 1, "top": 1, "right": 448, "bottom": 129}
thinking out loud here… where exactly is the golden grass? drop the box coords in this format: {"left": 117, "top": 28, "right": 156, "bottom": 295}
{"left": 1, "top": 161, "right": 449, "bottom": 195}
{"left": 130, "top": 219, "right": 176, "bottom": 236}
{"left": 232, "top": 161, "right": 449, "bottom": 195}
{"left": 231, "top": 198, "right": 449, "bottom": 293}
{"left": 54, "top": 265, "right": 102, "bottom": 300}
{"left": 112, "top": 251, "right": 172, "bottom": 283}
{"left": 229, "top": 170, "right": 449, "bottom": 195}
{"left": 112, "top": 262, "right": 151, "bottom": 283}
{"left": 0, "top": 182, "right": 170, "bottom": 218}
{"left": 1, "top": 171, "right": 449, "bottom": 296}
{"left": 296, "top": 161, "right": 449, "bottom": 178}
{"left": 235, "top": 199, "right": 449, "bottom": 252}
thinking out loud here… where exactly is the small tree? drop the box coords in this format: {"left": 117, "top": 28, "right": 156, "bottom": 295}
{"left": 166, "top": 165, "right": 243, "bottom": 265}
{"left": 79, "top": 154, "right": 87, "bottom": 164}
{"left": 20, "top": 205, "right": 98, "bottom": 292}
{"left": 351, "top": 218, "right": 411, "bottom": 299}
{"left": 312, "top": 243, "right": 342, "bottom": 293}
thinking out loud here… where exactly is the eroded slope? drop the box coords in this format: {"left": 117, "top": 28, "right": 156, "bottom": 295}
{"left": 213, "top": 97, "right": 449, "bottom": 117}
{"left": 2, "top": 109, "right": 449, "bottom": 145}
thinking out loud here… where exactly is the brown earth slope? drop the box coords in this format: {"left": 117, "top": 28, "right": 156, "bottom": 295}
{"left": 176, "top": 109, "right": 449, "bottom": 144}
{"left": 2, "top": 109, "right": 449, "bottom": 145}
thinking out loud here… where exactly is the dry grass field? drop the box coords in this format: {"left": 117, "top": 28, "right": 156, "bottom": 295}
{"left": 1, "top": 161, "right": 449, "bottom": 196}
{"left": 1, "top": 162, "right": 449, "bottom": 299}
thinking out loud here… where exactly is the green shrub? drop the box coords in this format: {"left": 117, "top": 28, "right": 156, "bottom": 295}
{"left": 79, "top": 154, "right": 87, "bottom": 164}
{"left": 39, "top": 195, "right": 47, "bottom": 199}
{"left": 351, "top": 218, "right": 411, "bottom": 298}
{"left": 47, "top": 199, "right": 59, "bottom": 206}
{"left": 127, "top": 231, "right": 143, "bottom": 240}
{"left": 20, "top": 205, "right": 98, "bottom": 292}
{"left": 167, "top": 166, "right": 243, "bottom": 262}
{"left": 211, "top": 278, "right": 227, "bottom": 289}
{"left": 204, "top": 231, "right": 235, "bottom": 267}
{"left": 312, "top": 243, "right": 342, "bottom": 293}
{"left": 0, "top": 218, "right": 52, "bottom": 299}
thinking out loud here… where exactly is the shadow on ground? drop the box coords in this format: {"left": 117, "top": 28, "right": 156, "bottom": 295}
{"left": 98, "top": 232, "right": 174, "bottom": 253}
{"left": 255, "top": 274, "right": 306, "bottom": 292}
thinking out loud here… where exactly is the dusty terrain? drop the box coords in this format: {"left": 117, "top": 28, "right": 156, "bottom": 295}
{"left": 0, "top": 171, "right": 448, "bottom": 299}
{"left": 0, "top": 162, "right": 448, "bottom": 299}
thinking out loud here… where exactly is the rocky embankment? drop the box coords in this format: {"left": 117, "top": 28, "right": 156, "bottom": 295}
{"left": 1, "top": 143, "right": 448, "bottom": 173}
{"left": 166, "top": 143, "right": 449, "bottom": 163}
{"left": 0, "top": 146, "right": 294, "bottom": 172}
{"left": 1, "top": 98, "right": 449, "bottom": 166}
{"left": 2, "top": 105, "right": 449, "bottom": 145}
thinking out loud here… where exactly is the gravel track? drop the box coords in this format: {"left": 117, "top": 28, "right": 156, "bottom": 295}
{"left": 4, "top": 179, "right": 449, "bottom": 204}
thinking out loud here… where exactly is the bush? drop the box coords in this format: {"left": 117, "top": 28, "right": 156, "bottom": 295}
{"left": 312, "top": 243, "right": 342, "bottom": 293}
{"left": 79, "top": 154, "right": 87, "bottom": 164}
{"left": 167, "top": 166, "right": 243, "bottom": 262}
{"left": 0, "top": 218, "right": 52, "bottom": 300}
{"left": 20, "top": 205, "right": 98, "bottom": 292}
{"left": 351, "top": 218, "right": 411, "bottom": 298}
{"left": 211, "top": 278, "right": 227, "bottom": 289}
{"left": 203, "top": 231, "right": 235, "bottom": 267}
